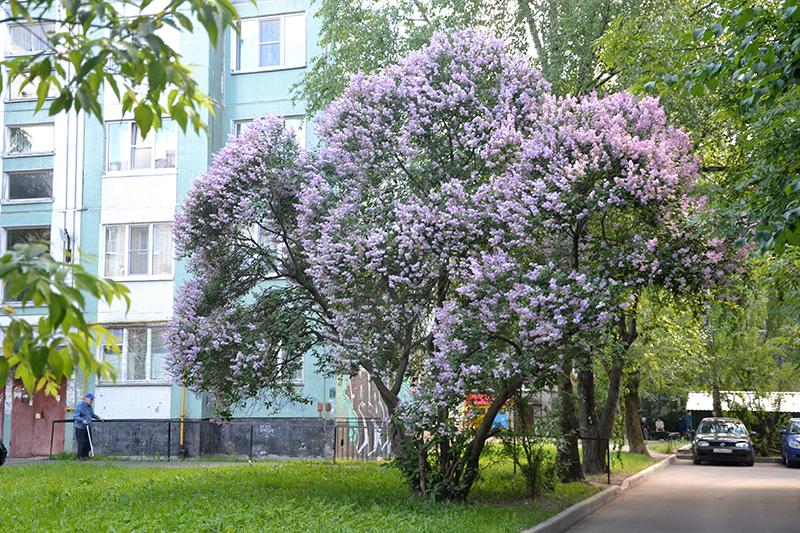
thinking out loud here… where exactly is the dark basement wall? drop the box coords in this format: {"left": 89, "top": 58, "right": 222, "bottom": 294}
{"left": 84, "top": 418, "right": 335, "bottom": 459}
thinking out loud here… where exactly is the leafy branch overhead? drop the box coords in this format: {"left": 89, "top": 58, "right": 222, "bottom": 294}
{"left": 1, "top": 0, "right": 240, "bottom": 135}
{"left": 652, "top": 1, "right": 800, "bottom": 254}
{"left": 0, "top": 244, "right": 130, "bottom": 398}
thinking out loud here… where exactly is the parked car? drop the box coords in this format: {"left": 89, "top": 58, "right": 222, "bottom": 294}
{"left": 779, "top": 418, "right": 800, "bottom": 468}
{"left": 692, "top": 417, "right": 755, "bottom": 466}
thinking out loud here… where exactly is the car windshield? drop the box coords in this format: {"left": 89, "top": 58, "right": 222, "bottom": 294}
{"left": 697, "top": 420, "right": 747, "bottom": 434}
{"left": 789, "top": 422, "right": 800, "bottom": 435}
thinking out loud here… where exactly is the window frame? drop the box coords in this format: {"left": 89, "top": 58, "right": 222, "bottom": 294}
{"left": 5, "top": 70, "right": 59, "bottom": 102}
{"left": 103, "top": 222, "right": 174, "bottom": 279}
{"left": 5, "top": 23, "right": 54, "bottom": 56}
{"left": 99, "top": 325, "right": 170, "bottom": 384}
{"left": 3, "top": 225, "right": 51, "bottom": 303}
{"left": 5, "top": 123, "right": 55, "bottom": 157}
{"left": 3, "top": 167, "right": 54, "bottom": 203}
{"left": 277, "top": 347, "right": 304, "bottom": 386}
{"left": 232, "top": 116, "right": 306, "bottom": 148}
{"left": 231, "top": 12, "right": 307, "bottom": 73}
{"left": 105, "top": 119, "right": 178, "bottom": 174}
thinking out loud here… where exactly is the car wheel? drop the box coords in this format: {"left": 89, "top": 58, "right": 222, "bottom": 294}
{"left": 788, "top": 460, "right": 797, "bottom": 469}
{"left": 744, "top": 458, "right": 754, "bottom": 466}
{"left": 693, "top": 453, "right": 701, "bottom": 465}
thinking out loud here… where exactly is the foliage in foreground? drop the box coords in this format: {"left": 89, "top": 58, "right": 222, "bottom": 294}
{"left": 0, "top": 244, "right": 129, "bottom": 396}
{"left": 0, "top": 462, "right": 601, "bottom": 533}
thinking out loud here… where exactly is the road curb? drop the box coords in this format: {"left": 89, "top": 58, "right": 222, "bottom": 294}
{"left": 521, "top": 454, "right": 676, "bottom": 533}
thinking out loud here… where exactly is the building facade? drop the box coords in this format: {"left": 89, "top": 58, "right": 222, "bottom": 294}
{"left": 0, "top": 0, "right": 374, "bottom": 458}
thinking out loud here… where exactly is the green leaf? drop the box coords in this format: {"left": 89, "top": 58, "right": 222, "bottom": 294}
{"left": 0, "top": 357, "right": 8, "bottom": 388}
{"left": 692, "top": 28, "right": 705, "bottom": 41}
{"left": 134, "top": 104, "right": 155, "bottom": 138}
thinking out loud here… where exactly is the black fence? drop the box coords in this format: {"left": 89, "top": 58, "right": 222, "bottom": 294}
{"left": 51, "top": 418, "right": 388, "bottom": 462}
{"left": 51, "top": 420, "right": 615, "bottom": 484}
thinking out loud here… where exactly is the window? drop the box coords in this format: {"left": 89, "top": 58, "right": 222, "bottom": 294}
{"left": 106, "top": 120, "right": 177, "bottom": 172}
{"left": 101, "top": 326, "right": 169, "bottom": 382}
{"left": 104, "top": 223, "right": 173, "bottom": 277}
{"left": 277, "top": 348, "right": 304, "bottom": 385}
{"left": 4, "top": 170, "right": 53, "bottom": 201}
{"left": 233, "top": 116, "right": 306, "bottom": 148}
{"left": 7, "top": 72, "right": 58, "bottom": 101}
{"left": 233, "top": 13, "right": 306, "bottom": 72}
{"left": 4, "top": 226, "right": 50, "bottom": 302}
{"left": 6, "top": 24, "right": 53, "bottom": 56}
{"left": 6, "top": 123, "right": 54, "bottom": 155}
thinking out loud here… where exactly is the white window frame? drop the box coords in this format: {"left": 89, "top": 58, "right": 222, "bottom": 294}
{"left": 277, "top": 348, "right": 304, "bottom": 386}
{"left": 5, "top": 23, "right": 54, "bottom": 56}
{"left": 3, "top": 168, "right": 54, "bottom": 202}
{"left": 105, "top": 119, "right": 177, "bottom": 174}
{"left": 232, "top": 116, "right": 306, "bottom": 148}
{"left": 100, "top": 326, "right": 170, "bottom": 383}
{"left": 5, "top": 123, "right": 54, "bottom": 156}
{"left": 231, "top": 12, "right": 306, "bottom": 73}
{"left": 103, "top": 223, "right": 174, "bottom": 279}
{"left": 5, "top": 70, "right": 59, "bottom": 102}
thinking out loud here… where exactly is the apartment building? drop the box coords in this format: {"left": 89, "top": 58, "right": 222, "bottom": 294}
{"left": 0, "top": 0, "right": 373, "bottom": 459}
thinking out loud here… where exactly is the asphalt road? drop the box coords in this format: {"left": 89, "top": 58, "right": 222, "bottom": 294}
{"left": 567, "top": 459, "right": 799, "bottom": 533}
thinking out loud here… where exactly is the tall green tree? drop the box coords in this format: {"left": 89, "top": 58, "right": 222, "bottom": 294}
{"left": 1, "top": 0, "right": 239, "bottom": 135}
{"left": 644, "top": 0, "right": 800, "bottom": 254}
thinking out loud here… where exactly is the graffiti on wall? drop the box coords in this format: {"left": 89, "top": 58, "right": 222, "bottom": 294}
{"left": 341, "top": 369, "right": 391, "bottom": 459}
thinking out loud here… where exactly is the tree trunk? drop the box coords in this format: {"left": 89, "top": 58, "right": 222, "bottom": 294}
{"left": 556, "top": 372, "right": 583, "bottom": 482}
{"left": 704, "top": 307, "right": 723, "bottom": 417}
{"left": 456, "top": 381, "right": 520, "bottom": 501}
{"left": 624, "top": 369, "right": 650, "bottom": 455}
{"left": 578, "top": 358, "right": 624, "bottom": 475}
{"left": 577, "top": 366, "right": 603, "bottom": 475}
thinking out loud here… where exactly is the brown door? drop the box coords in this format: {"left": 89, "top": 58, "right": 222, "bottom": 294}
{"left": 9, "top": 378, "right": 67, "bottom": 457}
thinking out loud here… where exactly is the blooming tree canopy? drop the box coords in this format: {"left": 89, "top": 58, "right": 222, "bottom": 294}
{"left": 168, "top": 30, "right": 742, "bottom": 499}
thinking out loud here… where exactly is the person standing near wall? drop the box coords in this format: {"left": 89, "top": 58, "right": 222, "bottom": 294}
{"left": 74, "top": 393, "right": 104, "bottom": 461}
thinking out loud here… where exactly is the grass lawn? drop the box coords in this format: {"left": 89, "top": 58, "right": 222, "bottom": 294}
{"left": 0, "top": 451, "right": 657, "bottom": 533}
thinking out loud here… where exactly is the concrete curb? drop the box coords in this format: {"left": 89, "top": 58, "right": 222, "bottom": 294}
{"left": 521, "top": 455, "right": 676, "bottom": 533}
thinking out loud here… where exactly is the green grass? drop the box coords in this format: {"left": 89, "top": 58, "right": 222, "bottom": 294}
{"left": 0, "top": 460, "right": 603, "bottom": 533}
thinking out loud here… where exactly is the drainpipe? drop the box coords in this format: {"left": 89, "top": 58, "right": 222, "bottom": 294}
{"left": 179, "top": 385, "right": 187, "bottom": 458}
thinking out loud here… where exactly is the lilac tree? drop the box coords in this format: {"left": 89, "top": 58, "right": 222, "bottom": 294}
{"left": 165, "top": 117, "right": 332, "bottom": 418}
{"left": 168, "top": 30, "right": 741, "bottom": 498}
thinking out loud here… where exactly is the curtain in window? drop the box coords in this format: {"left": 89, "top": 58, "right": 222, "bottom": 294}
{"left": 128, "top": 226, "right": 150, "bottom": 275}
{"left": 132, "top": 125, "right": 153, "bottom": 169}
{"left": 152, "top": 224, "right": 173, "bottom": 275}
{"left": 105, "top": 226, "right": 126, "bottom": 276}
{"left": 284, "top": 14, "right": 306, "bottom": 67}
{"left": 259, "top": 18, "right": 281, "bottom": 67}
{"left": 7, "top": 25, "right": 50, "bottom": 55}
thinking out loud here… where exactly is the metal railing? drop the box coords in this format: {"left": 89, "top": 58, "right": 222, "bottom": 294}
{"left": 51, "top": 419, "right": 615, "bottom": 484}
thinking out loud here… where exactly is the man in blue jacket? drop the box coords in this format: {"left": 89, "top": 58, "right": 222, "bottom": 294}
{"left": 74, "top": 393, "right": 105, "bottom": 460}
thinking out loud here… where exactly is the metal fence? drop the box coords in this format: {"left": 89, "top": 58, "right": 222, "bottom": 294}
{"left": 50, "top": 418, "right": 391, "bottom": 462}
